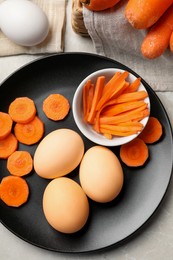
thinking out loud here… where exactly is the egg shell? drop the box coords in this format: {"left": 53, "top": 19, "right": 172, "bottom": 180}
{"left": 34, "top": 129, "right": 84, "bottom": 179}
{"left": 43, "top": 177, "right": 89, "bottom": 233}
{"left": 0, "top": 0, "right": 49, "bottom": 46}
{"left": 79, "top": 146, "right": 124, "bottom": 203}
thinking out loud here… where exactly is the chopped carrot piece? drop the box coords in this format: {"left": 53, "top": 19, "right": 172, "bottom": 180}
{"left": 0, "top": 133, "right": 18, "bottom": 159}
{"left": 99, "top": 106, "right": 149, "bottom": 125}
{"left": 8, "top": 97, "right": 37, "bottom": 124}
{"left": 14, "top": 116, "right": 44, "bottom": 145}
{"left": 120, "top": 137, "right": 149, "bottom": 167}
{"left": 96, "top": 71, "right": 129, "bottom": 110}
{"left": 87, "top": 76, "right": 105, "bottom": 124}
{"left": 115, "top": 90, "right": 148, "bottom": 104}
{"left": 102, "top": 100, "right": 146, "bottom": 117}
{"left": 7, "top": 151, "right": 33, "bottom": 176}
{"left": 0, "top": 112, "right": 13, "bottom": 140}
{"left": 43, "top": 94, "right": 70, "bottom": 121}
{"left": 0, "top": 176, "right": 29, "bottom": 207}
{"left": 139, "top": 116, "right": 162, "bottom": 144}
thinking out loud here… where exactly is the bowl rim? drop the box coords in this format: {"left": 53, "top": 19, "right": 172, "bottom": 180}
{"left": 72, "top": 68, "right": 150, "bottom": 147}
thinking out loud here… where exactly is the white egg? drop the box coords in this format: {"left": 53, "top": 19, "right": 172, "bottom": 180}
{"left": 0, "top": 0, "right": 49, "bottom": 46}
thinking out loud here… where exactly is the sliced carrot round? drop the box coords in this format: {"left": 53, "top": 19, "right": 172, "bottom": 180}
{"left": 139, "top": 116, "right": 162, "bottom": 144}
{"left": 8, "top": 97, "right": 36, "bottom": 124}
{"left": 0, "top": 176, "right": 29, "bottom": 207}
{"left": 0, "top": 112, "right": 13, "bottom": 140}
{"left": 120, "top": 137, "right": 149, "bottom": 167}
{"left": 7, "top": 151, "right": 33, "bottom": 176}
{"left": 0, "top": 133, "right": 18, "bottom": 159}
{"left": 43, "top": 94, "right": 70, "bottom": 121}
{"left": 14, "top": 116, "right": 44, "bottom": 145}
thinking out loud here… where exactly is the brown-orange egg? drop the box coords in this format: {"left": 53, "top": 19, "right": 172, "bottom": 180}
{"left": 79, "top": 146, "right": 124, "bottom": 203}
{"left": 43, "top": 177, "right": 89, "bottom": 233}
{"left": 34, "top": 129, "right": 84, "bottom": 179}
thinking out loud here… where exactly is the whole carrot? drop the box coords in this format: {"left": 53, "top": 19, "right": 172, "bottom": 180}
{"left": 170, "top": 31, "right": 173, "bottom": 53}
{"left": 141, "top": 4, "right": 173, "bottom": 59}
{"left": 125, "top": 0, "right": 173, "bottom": 29}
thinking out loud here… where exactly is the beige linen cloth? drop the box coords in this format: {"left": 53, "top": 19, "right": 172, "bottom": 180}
{"left": 0, "top": 0, "right": 66, "bottom": 56}
{"left": 83, "top": 0, "right": 173, "bottom": 91}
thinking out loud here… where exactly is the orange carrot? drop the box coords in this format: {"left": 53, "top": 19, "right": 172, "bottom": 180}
{"left": 83, "top": 80, "right": 91, "bottom": 121}
{"left": 14, "top": 116, "right": 44, "bottom": 145}
{"left": 87, "top": 76, "right": 105, "bottom": 124}
{"left": 0, "top": 133, "right": 18, "bottom": 159}
{"left": 99, "top": 105, "right": 149, "bottom": 125}
{"left": 7, "top": 151, "right": 33, "bottom": 176}
{"left": 102, "top": 71, "right": 121, "bottom": 95}
{"left": 122, "top": 78, "right": 141, "bottom": 93}
{"left": 96, "top": 71, "right": 129, "bottom": 110}
{"left": 0, "top": 112, "right": 13, "bottom": 140}
{"left": 139, "top": 116, "right": 162, "bottom": 143}
{"left": 100, "top": 128, "right": 139, "bottom": 137}
{"left": 141, "top": 4, "right": 173, "bottom": 59}
{"left": 115, "top": 90, "right": 148, "bottom": 104}
{"left": 170, "top": 31, "right": 173, "bottom": 53}
{"left": 8, "top": 97, "right": 36, "bottom": 124}
{"left": 100, "top": 123, "right": 143, "bottom": 133}
{"left": 0, "top": 176, "right": 29, "bottom": 207}
{"left": 43, "top": 94, "right": 70, "bottom": 121}
{"left": 102, "top": 100, "right": 146, "bottom": 117}
{"left": 120, "top": 137, "right": 149, "bottom": 167}
{"left": 125, "top": 0, "right": 173, "bottom": 29}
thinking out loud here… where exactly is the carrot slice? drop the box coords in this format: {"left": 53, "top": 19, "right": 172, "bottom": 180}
{"left": 139, "top": 117, "right": 162, "bottom": 144}
{"left": 14, "top": 116, "right": 44, "bottom": 145}
{"left": 0, "top": 176, "right": 29, "bottom": 207}
{"left": 0, "top": 112, "right": 13, "bottom": 140}
{"left": 0, "top": 133, "right": 18, "bottom": 159}
{"left": 8, "top": 97, "right": 36, "bottom": 124}
{"left": 7, "top": 151, "right": 33, "bottom": 176}
{"left": 43, "top": 94, "right": 70, "bottom": 121}
{"left": 120, "top": 137, "right": 149, "bottom": 167}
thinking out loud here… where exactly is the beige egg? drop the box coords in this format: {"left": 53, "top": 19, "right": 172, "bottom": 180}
{"left": 34, "top": 129, "right": 84, "bottom": 179}
{"left": 43, "top": 177, "right": 89, "bottom": 233}
{"left": 79, "top": 146, "right": 124, "bottom": 203}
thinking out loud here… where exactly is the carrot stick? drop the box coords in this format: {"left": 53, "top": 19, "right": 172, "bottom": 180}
{"left": 100, "top": 127, "right": 138, "bottom": 137}
{"left": 87, "top": 76, "right": 105, "bottom": 124}
{"left": 14, "top": 116, "right": 44, "bottom": 145}
{"left": 139, "top": 116, "right": 162, "bottom": 144}
{"left": 100, "top": 123, "right": 143, "bottom": 133}
{"left": 169, "top": 31, "right": 173, "bottom": 53}
{"left": 102, "top": 100, "right": 146, "bottom": 117}
{"left": 83, "top": 80, "right": 92, "bottom": 121}
{"left": 0, "top": 112, "right": 13, "bottom": 140}
{"left": 96, "top": 71, "right": 129, "bottom": 110}
{"left": 115, "top": 90, "right": 148, "bottom": 104}
{"left": 0, "top": 176, "right": 29, "bottom": 207}
{"left": 8, "top": 97, "right": 37, "bottom": 124}
{"left": 7, "top": 151, "right": 33, "bottom": 176}
{"left": 43, "top": 93, "right": 70, "bottom": 121}
{"left": 120, "top": 137, "right": 149, "bottom": 167}
{"left": 99, "top": 105, "right": 149, "bottom": 125}
{"left": 122, "top": 78, "right": 141, "bottom": 93}
{"left": 125, "top": 0, "right": 173, "bottom": 29}
{"left": 141, "top": 4, "right": 173, "bottom": 59}
{"left": 0, "top": 133, "right": 18, "bottom": 159}
{"left": 102, "top": 71, "right": 121, "bottom": 95}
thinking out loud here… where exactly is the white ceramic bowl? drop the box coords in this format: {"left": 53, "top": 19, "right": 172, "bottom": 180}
{"left": 72, "top": 68, "right": 150, "bottom": 146}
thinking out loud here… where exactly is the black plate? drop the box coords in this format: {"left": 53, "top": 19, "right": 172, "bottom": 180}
{"left": 0, "top": 53, "right": 172, "bottom": 253}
